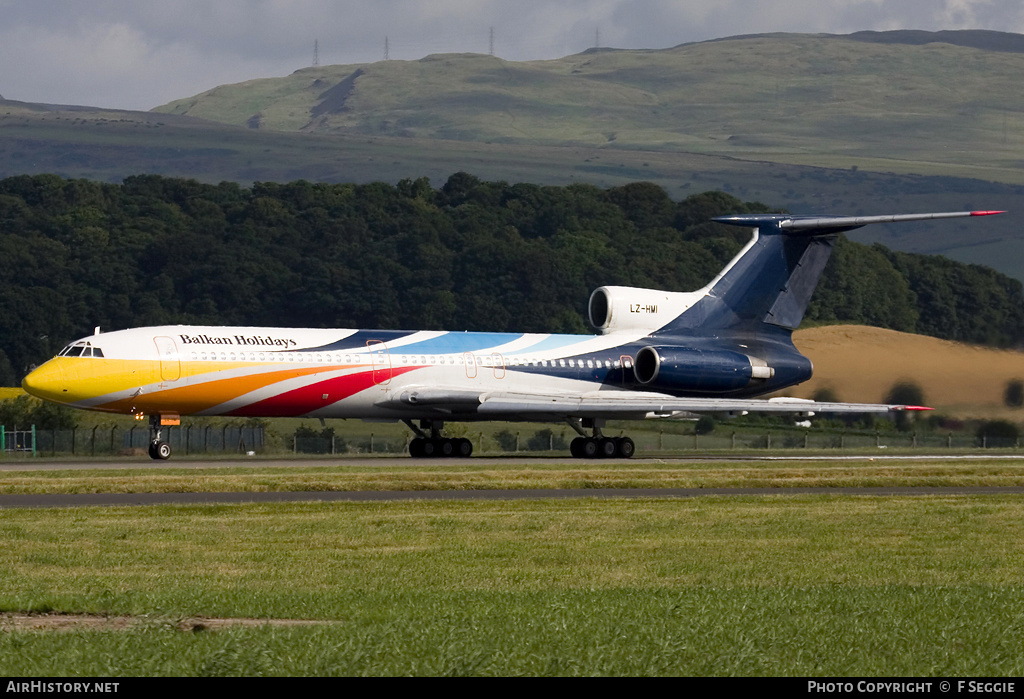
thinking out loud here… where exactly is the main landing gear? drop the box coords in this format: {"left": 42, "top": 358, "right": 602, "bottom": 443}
{"left": 402, "top": 419, "right": 636, "bottom": 460}
{"left": 404, "top": 420, "right": 473, "bottom": 459}
{"left": 567, "top": 418, "right": 635, "bottom": 459}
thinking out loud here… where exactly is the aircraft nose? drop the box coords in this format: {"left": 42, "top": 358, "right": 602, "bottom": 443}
{"left": 22, "top": 360, "right": 66, "bottom": 403}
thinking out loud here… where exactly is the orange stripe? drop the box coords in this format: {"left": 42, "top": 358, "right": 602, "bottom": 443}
{"left": 97, "top": 364, "right": 355, "bottom": 414}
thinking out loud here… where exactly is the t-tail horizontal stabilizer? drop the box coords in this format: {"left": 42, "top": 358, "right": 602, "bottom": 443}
{"left": 713, "top": 210, "right": 1006, "bottom": 234}
{"left": 658, "top": 210, "right": 1006, "bottom": 335}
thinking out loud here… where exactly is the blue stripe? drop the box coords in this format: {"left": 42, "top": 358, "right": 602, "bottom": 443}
{"left": 395, "top": 332, "right": 524, "bottom": 355}
{"left": 515, "top": 334, "right": 587, "bottom": 355}
{"left": 297, "top": 330, "right": 417, "bottom": 352}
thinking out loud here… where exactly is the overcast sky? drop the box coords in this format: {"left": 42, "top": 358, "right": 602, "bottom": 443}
{"left": 2, "top": 0, "right": 1023, "bottom": 111}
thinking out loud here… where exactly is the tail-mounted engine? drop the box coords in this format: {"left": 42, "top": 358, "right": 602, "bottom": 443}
{"left": 634, "top": 346, "right": 775, "bottom": 393}
{"left": 589, "top": 286, "right": 702, "bottom": 334}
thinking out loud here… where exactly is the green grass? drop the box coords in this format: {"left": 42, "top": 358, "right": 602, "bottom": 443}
{"left": 3, "top": 495, "right": 1024, "bottom": 674}
{"left": 4, "top": 458, "right": 1024, "bottom": 493}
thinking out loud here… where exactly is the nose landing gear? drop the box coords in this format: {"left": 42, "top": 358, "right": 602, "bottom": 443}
{"left": 146, "top": 413, "right": 179, "bottom": 460}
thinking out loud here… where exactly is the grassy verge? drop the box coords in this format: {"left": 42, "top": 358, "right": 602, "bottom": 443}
{"left": 3, "top": 457, "right": 1024, "bottom": 494}
{"left": 2, "top": 493, "right": 1024, "bottom": 674}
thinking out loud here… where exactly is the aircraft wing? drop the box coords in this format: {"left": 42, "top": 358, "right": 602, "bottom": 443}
{"left": 378, "top": 387, "right": 927, "bottom": 420}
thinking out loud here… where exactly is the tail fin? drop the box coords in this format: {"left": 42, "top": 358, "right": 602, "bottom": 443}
{"left": 654, "top": 210, "right": 1004, "bottom": 337}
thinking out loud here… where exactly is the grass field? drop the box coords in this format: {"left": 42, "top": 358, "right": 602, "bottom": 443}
{"left": 3, "top": 456, "right": 1024, "bottom": 675}
{"left": 4, "top": 458, "right": 1024, "bottom": 494}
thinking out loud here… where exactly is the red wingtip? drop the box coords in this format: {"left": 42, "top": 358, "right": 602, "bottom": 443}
{"left": 903, "top": 406, "right": 934, "bottom": 411}
{"left": 971, "top": 210, "right": 1007, "bottom": 216}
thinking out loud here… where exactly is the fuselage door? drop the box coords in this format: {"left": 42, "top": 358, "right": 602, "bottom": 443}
{"left": 367, "top": 340, "right": 392, "bottom": 385}
{"left": 154, "top": 336, "right": 181, "bottom": 382}
{"left": 491, "top": 353, "right": 506, "bottom": 379}
{"left": 464, "top": 352, "right": 478, "bottom": 379}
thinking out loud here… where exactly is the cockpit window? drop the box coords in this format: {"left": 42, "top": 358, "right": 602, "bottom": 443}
{"left": 58, "top": 342, "right": 104, "bottom": 358}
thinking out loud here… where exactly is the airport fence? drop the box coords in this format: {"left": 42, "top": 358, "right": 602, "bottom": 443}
{"left": 0, "top": 425, "right": 1019, "bottom": 458}
{"left": 1, "top": 425, "right": 265, "bottom": 457}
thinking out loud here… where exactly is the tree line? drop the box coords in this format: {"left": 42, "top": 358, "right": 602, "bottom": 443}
{"left": 0, "top": 172, "right": 1020, "bottom": 386}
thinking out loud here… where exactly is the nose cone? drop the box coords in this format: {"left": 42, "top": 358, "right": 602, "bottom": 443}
{"left": 22, "top": 360, "right": 67, "bottom": 403}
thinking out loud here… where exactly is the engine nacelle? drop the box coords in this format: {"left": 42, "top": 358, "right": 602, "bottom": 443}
{"left": 634, "top": 346, "right": 775, "bottom": 393}
{"left": 589, "top": 286, "right": 702, "bottom": 334}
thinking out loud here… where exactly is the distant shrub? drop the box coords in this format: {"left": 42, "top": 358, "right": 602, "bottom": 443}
{"left": 812, "top": 387, "right": 840, "bottom": 403}
{"left": 292, "top": 425, "right": 344, "bottom": 454}
{"left": 976, "top": 420, "right": 1020, "bottom": 448}
{"left": 884, "top": 380, "right": 926, "bottom": 407}
{"left": 1004, "top": 379, "right": 1024, "bottom": 408}
{"left": 0, "top": 395, "right": 78, "bottom": 429}
{"left": 885, "top": 380, "right": 926, "bottom": 432}
{"left": 695, "top": 415, "right": 716, "bottom": 435}
{"left": 494, "top": 429, "right": 518, "bottom": 452}
{"left": 526, "top": 428, "right": 567, "bottom": 451}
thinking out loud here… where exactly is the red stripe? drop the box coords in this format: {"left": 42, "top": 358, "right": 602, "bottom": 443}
{"left": 228, "top": 366, "right": 420, "bottom": 417}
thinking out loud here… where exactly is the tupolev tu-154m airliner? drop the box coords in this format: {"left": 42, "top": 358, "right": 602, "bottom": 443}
{"left": 22, "top": 209, "right": 1003, "bottom": 460}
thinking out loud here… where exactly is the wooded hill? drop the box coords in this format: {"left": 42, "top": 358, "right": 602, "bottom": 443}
{"left": 4, "top": 31, "right": 1024, "bottom": 281}
{"left": 0, "top": 173, "right": 1020, "bottom": 386}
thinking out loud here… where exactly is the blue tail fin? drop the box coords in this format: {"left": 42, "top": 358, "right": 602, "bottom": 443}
{"left": 654, "top": 210, "right": 1004, "bottom": 338}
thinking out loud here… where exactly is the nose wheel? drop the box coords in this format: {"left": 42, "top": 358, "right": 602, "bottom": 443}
{"left": 148, "top": 440, "right": 172, "bottom": 460}
{"left": 147, "top": 413, "right": 174, "bottom": 460}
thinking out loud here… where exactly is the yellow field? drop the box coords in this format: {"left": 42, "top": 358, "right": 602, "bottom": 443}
{"left": 0, "top": 387, "right": 24, "bottom": 401}
{"left": 793, "top": 325, "right": 1024, "bottom": 416}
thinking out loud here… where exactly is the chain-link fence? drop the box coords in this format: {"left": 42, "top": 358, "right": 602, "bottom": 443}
{"left": 3, "top": 425, "right": 265, "bottom": 457}
{"left": 1, "top": 424, "right": 1019, "bottom": 457}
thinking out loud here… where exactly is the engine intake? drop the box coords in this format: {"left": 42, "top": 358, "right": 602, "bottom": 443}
{"left": 634, "top": 346, "right": 774, "bottom": 393}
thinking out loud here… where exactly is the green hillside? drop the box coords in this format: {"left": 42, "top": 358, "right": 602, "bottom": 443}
{"left": 155, "top": 32, "right": 1024, "bottom": 179}
{"left": 3, "top": 32, "right": 1024, "bottom": 281}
